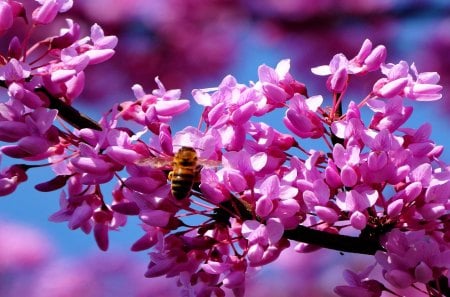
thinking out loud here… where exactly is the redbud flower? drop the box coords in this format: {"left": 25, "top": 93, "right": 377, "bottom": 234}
{"left": 0, "top": 1, "right": 24, "bottom": 35}
{"left": 32, "top": 0, "right": 73, "bottom": 25}
{"left": 312, "top": 53, "right": 349, "bottom": 92}
{"left": 0, "top": 163, "right": 28, "bottom": 196}
{"left": 283, "top": 94, "right": 324, "bottom": 139}
{"left": 0, "top": 1, "right": 14, "bottom": 35}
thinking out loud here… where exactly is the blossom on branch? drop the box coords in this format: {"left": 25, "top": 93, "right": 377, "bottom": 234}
{"left": 0, "top": 3, "right": 449, "bottom": 297}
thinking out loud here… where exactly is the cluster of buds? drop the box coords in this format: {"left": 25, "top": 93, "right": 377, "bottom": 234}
{"left": 1, "top": 1, "right": 449, "bottom": 296}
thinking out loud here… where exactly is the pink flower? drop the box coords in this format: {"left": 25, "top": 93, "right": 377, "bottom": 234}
{"left": 120, "top": 78, "right": 189, "bottom": 132}
{"left": 0, "top": 220, "right": 53, "bottom": 270}
{"left": 367, "top": 97, "right": 413, "bottom": 132}
{"left": 350, "top": 39, "right": 387, "bottom": 73}
{"left": 312, "top": 53, "right": 349, "bottom": 92}
{"left": 0, "top": 1, "right": 24, "bottom": 35}
{"left": 242, "top": 218, "right": 287, "bottom": 266}
{"left": 46, "top": 19, "right": 81, "bottom": 49}
{"left": 335, "top": 263, "right": 384, "bottom": 297}
{"left": 374, "top": 61, "right": 442, "bottom": 101}
{"left": 0, "top": 58, "right": 31, "bottom": 82}
{"left": 0, "top": 1, "right": 14, "bottom": 35}
{"left": 0, "top": 163, "right": 28, "bottom": 196}
{"left": 312, "top": 39, "right": 387, "bottom": 93}
{"left": 32, "top": 0, "right": 73, "bottom": 25}
{"left": 375, "top": 229, "right": 450, "bottom": 289}
{"left": 256, "top": 59, "right": 306, "bottom": 107}
{"left": 336, "top": 186, "right": 378, "bottom": 213}
{"left": 405, "top": 63, "right": 442, "bottom": 101}
{"left": 283, "top": 94, "right": 324, "bottom": 139}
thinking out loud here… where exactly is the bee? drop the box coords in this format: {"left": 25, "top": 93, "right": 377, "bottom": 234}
{"left": 169, "top": 146, "right": 202, "bottom": 200}
{"left": 136, "top": 146, "right": 219, "bottom": 200}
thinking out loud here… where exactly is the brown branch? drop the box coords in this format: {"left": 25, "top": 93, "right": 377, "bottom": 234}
{"left": 223, "top": 197, "right": 383, "bottom": 255}
{"left": 35, "top": 87, "right": 102, "bottom": 131}
{"left": 1, "top": 79, "right": 102, "bottom": 130}
{"left": 284, "top": 225, "right": 382, "bottom": 255}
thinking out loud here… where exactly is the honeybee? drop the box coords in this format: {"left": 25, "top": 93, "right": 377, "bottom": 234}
{"left": 136, "top": 146, "right": 219, "bottom": 200}
{"left": 169, "top": 146, "right": 202, "bottom": 200}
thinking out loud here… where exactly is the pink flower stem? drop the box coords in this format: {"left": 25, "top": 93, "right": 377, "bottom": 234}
{"left": 330, "top": 92, "right": 344, "bottom": 146}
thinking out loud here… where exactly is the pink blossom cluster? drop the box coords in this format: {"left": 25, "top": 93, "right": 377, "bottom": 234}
{"left": 1, "top": 2, "right": 449, "bottom": 297}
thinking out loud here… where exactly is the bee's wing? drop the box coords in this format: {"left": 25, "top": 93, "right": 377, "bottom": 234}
{"left": 198, "top": 159, "right": 222, "bottom": 169}
{"left": 135, "top": 156, "right": 173, "bottom": 168}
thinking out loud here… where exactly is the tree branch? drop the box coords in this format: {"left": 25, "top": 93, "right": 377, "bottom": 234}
{"left": 223, "top": 197, "right": 384, "bottom": 256}
{"left": 35, "top": 87, "right": 102, "bottom": 131}
{"left": 284, "top": 225, "right": 382, "bottom": 255}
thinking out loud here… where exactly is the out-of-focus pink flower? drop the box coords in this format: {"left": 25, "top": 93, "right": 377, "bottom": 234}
{"left": 0, "top": 1, "right": 25, "bottom": 35}
{"left": 375, "top": 229, "right": 450, "bottom": 289}
{"left": 0, "top": 220, "right": 53, "bottom": 270}
{"left": 0, "top": 1, "right": 14, "bottom": 35}
{"left": 32, "top": 0, "right": 73, "bottom": 25}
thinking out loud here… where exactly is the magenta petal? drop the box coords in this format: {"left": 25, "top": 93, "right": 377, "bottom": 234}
{"left": 0, "top": 121, "right": 29, "bottom": 142}
{"left": 0, "top": 177, "right": 18, "bottom": 196}
{"left": 420, "top": 203, "right": 445, "bottom": 220}
{"left": 201, "top": 261, "right": 229, "bottom": 274}
{"left": 223, "top": 169, "right": 247, "bottom": 192}
{"left": 255, "top": 196, "right": 273, "bottom": 217}
{"left": 329, "top": 67, "right": 348, "bottom": 92}
{"left": 334, "top": 286, "right": 372, "bottom": 297}
{"left": 387, "top": 199, "right": 404, "bottom": 217}
{"left": 155, "top": 99, "right": 190, "bottom": 116}
{"left": 266, "top": 218, "right": 284, "bottom": 244}
{"left": 350, "top": 211, "right": 367, "bottom": 230}
{"left": 384, "top": 269, "right": 414, "bottom": 288}
{"left": 378, "top": 77, "right": 408, "bottom": 98}
{"left": 414, "top": 262, "right": 433, "bottom": 283}
{"left": 263, "top": 83, "right": 286, "bottom": 103}
{"left": 145, "top": 259, "right": 173, "bottom": 278}
{"left": 223, "top": 271, "right": 245, "bottom": 288}
{"left": 354, "top": 39, "right": 373, "bottom": 62}
{"left": 131, "top": 232, "right": 159, "bottom": 251}
{"left": 18, "top": 136, "right": 49, "bottom": 155}
{"left": 65, "top": 72, "right": 85, "bottom": 100}
{"left": 258, "top": 64, "right": 277, "bottom": 83}
{"left": 71, "top": 157, "right": 112, "bottom": 174}
{"left": 105, "top": 146, "right": 142, "bottom": 165}
{"left": 250, "top": 152, "right": 267, "bottom": 172}
{"left": 139, "top": 210, "right": 171, "bottom": 227}
{"left": 68, "top": 202, "right": 93, "bottom": 230}
{"left": 364, "top": 45, "right": 386, "bottom": 72}
{"left": 94, "top": 223, "right": 109, "bottom": 251}
{"left": 32, "top": 0, "right": 59, "bottom": 24}
{"left": 315, "top": 206, "right": 338, "bottom": 223}
{"left": 241, "top": 220, "right": 260, "bottom": 238}
{"left": 340, "top": 165, "right": 358, "bottom": 187}
{"left": 231, "top": 101, "right": 256, "bottom": 124}
{"left": 124, "top": 176, "right": 161, "bottom": 194}
{"left": 51, "top": 69, "right": 76, "bottom": 83}
{"left": 0, "top": 2, "right": 13, "bottom": 33}
{"left": 247, "top": 243, "right": 264, "bottom": 264}
{"left": 111, "top": 201, "right": 140, "bottom": 215}
{"left": 86, "top": 49, "right": 115, "bottom": 65}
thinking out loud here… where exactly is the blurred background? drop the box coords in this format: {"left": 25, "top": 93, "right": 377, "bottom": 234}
{"left": 1, "top": 0, "right": 450, "bottom": 296}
